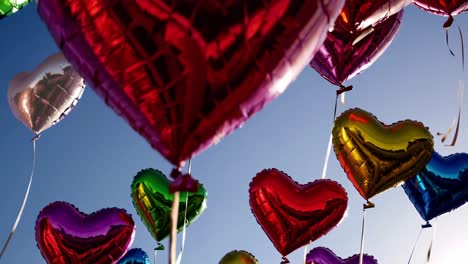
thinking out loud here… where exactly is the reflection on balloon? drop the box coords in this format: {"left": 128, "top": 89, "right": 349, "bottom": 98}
{"left": 131, "top": 169, "right": 207, "bottom": 242}
{"left": 306, "top": 247, "right": 377, "bottom": 264}
{"left": 219, "top": 250, "right": 259, "bottom": 264}
{"left": 117, "top": 248, "right": 150, "bottom": 264}
{"left": 249, "top": 169, "right": 348, "bottom": 256}
{"left": 8, "top": 52, "right": 85, "bottom": 135}
{"left": 35, "top": 201, "right": 135, "bottom": 264}
{"left": 332, "top": 108, "right": 434, "bottom": 201}
{"left": 413, "top": 0, "right": 468, "bottom": 27}
{"left": 311, "top": 9, "right": 403, "bottom": 87}
{"left": 403, "top": 151, "right": 468, "bottom": 222}
{"left": 38, "top": 0, "right": 345, "bottom": 167}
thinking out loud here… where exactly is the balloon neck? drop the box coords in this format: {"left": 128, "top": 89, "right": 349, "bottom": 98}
{"left": 421, "top": 222, "right": 432, "bottom": 229}
{"left": 169, "top": 173, "right": 200, "bottom": 193}
{"left": 280, "top": 256, "right": 290, "bottom": 264}
{"left": 443, "top": 15, "right": 454, "bottom": 29}
{"left": 154, "top": 243, "right": 165, "bottom": 251}
{"left": 32, "top": 133, "right": 41, "bottom": 142}
{"left": 363, "top": 201, "right": 375, "bottom": 210}
{"left": 337, "top": 85, "right": 353, "bottom": 96}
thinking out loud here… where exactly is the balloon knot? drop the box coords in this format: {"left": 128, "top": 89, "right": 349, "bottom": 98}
{"left": 422, "top": 222, "right": 432, "bottom": 229}
{"left": 336, "top": 85, "right": 353, "bottom": 95}
{"left": 169, "top": 173, "right": 200, "bottom": 193}
{"left": 363, "top": 201, "right": 375, "bottom": 210}
{"left": 280, "top": 257, "right": 290, "bottom": 264}
{"left": 32, "top": 134, "right": 41, "bottom": 142}
{"left": 154, "top": 243, "right": 165, "bottom": 251}
{"left": 170, "top": 168, "right": 182, "bottom": 179}
{"left": 443, "top": 15, "right": 454, "bottom": 29}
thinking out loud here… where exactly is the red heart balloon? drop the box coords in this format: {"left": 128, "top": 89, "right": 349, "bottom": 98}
{"left": 249, "top": 169, "right": 348, "bottom": 257}
{"left": 35, "top": 202, "right": 135, "bottom": 264}
{"left": 413, "top": 0, "right": 468, "bottom": 26}
{"left": 38, "top": 0, "right": 345, "bottom": 168}
{"left": 310, "top": 10, "right": 403, "bottom": 87}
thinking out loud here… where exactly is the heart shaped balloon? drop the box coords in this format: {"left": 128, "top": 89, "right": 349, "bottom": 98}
{"left": 413, "top": 0, "right": 468, "bottom": 26}
{"left": 219, "top": 250, "right": 259, "bottom": 264}
{"left": 332, "top": 108, "right": 434, "bottom": 201}
{"left": 249, "top": 169, "right": 348, "bottom": 257}
{"left": 336, "top": 0, "right": 410, "bottom": 31}
{"left": 131, "top": 169, "right": 207, "bottom": 242}
{"left": 403, "top": 151, "right": 468, "bottom": 222}
{"left": 306, "top": 247, "right": 377, "bottom": 264}
{"left": 117, "top": 248, "right": 150, "bottom": 264}
{"left": 38, "top": 0, "right": 345, "bottom": 168}
{"left": 0, "top": 0, "right": 31, "bottom": 20}
{"left": 8, "top": 52, "right": 85, "bottom": 135}
{"left": 35, "top": 201, "right": 135, "bottom": 264}
{"left": 310, "top": 10, "right": 403, "bottom": 87}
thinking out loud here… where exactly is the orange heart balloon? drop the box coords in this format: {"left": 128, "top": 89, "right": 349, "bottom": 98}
{"left": 332, "top": 108, "right": 434, "bottom": 201}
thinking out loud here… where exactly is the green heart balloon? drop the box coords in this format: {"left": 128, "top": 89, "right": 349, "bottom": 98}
{"left": 131, "top": 169, "right": 207, "bottom": 242}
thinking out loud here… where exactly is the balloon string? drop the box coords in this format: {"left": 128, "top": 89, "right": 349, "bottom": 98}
{"left": 0, "top": 135, "right": 38, "bottom": 259}
{"left": 426, "top": 218, "right": 437, "bottom": 264}
{"left": 303, "top": 244, "right": 309, "bottom": 264}
{"left": 407, "top": 227, "right": 423, "bottom": 264}
{"left": 437, "top": 81, "right": 463, "bottom": 146}
{"left": 176, "top": 160, "right": 191, "bottom": 264}
{"left": 358, "top": 206, "right": 366, "bottom": 264}
{"left": 169, "top": 191, "right": 180, "bottom": 264}
{"left": 444, "top": 20, "right": 464, "bottom": 70}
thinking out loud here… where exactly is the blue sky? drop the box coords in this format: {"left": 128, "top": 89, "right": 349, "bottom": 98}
{"left": 0, "top": 2, "right": 467, "bottom": 264}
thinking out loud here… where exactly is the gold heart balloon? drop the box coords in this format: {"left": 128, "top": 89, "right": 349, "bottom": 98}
{"left": 332, "top": 108, "right": 434, "bottom": 201}
{"left": 8, "top": 52, "right": 85, "bottom": 135}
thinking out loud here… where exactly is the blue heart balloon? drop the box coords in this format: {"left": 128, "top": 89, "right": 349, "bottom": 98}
{"left": 402, "top": 151, "right": 468, "bottom": 222}
{"left": 117, "top": 248, "right": 150, "bottom": 264}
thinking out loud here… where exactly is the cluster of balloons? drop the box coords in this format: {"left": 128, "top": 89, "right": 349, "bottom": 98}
{"left": 1, "top": 0, "right": 467, "bottom": 263}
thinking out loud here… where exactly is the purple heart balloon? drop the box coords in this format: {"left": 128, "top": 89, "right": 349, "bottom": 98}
{"left": 306, "top": 247, "right": 378, "bottom": 264}
{"left": 35, "top": 201, "right": 135, "bottom": 264}
{"left": 310, "top": 10, "right": 403, "bottom": 87}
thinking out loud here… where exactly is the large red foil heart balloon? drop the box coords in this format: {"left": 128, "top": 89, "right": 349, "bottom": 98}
{"left": 249, "top": 169, "right": 348, "bottom": 257}
{"left": 35, "top": 202, "right": 135, "bottom": 264}
{"left": 38, "top": 0, "right": 345, "bottom": 167}
{"left": 310, "top": 10, "right": 403, "bottom": 87}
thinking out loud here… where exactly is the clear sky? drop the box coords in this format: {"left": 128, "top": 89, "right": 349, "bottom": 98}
{"left": 0, "top": 2, "right": 467, "bottom": 264}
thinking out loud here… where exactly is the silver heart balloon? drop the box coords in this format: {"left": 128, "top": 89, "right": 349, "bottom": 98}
{"left": 7, "top": 52, "right": 85, "bottom": 135}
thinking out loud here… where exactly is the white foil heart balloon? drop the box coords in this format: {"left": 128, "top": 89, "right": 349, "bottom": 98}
{"left": 8, "top": 52, "right": 85, "bottom": 135}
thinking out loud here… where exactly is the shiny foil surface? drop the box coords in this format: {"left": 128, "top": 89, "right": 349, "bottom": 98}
{"left": 413, "top": 0, "right": 468, "bottom": 17}
{"left": 219, "top": 250, "right": 259, "bottom": 264}
{"left": 310, "top": 8, "right": 403, "bottom": 87}
{"left": 38, "top": 0, "right": 345, "bottom": 167}
{"left": 332, "top": 108, "right": 434, "bottom": 200}
{"left": 249, "top": 169, "right": 348, "bottom": 257}
{"left": 131, "top": 169, "right": 207, "bottom": 242}
{"left": 117, "top": 248, "right": 150, "bottom": 264}
{"left": 306, "top": 247, "right": 378, "bottom": 264}
{"left": 35, "top": 201, "right": 135, "bottom": 264}
{"left": 8, "top": 52, "right": 85, "bottom": 134}
{"left": 403, "top": 151, "right": 468, "bottom": 221}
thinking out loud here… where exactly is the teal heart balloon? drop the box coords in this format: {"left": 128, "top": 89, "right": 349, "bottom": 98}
{"left": 131, "top": 169, "right": 207, "bottom": 242}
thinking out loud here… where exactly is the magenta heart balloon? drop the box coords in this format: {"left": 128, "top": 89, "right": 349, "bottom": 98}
{"left": 310, "top": 10, "right": 403, "bottom": 87}
{"left": 38, "top": 0, "right": 345, "bottom": 168}
{"left": 306, "top": 247, "right": 377, "bottom": 264}
{"left": 35, "top": 201, "right": 135, "bottom": 264}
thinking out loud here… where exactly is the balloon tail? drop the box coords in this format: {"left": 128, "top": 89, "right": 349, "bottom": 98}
{"left": 407, "top": 227, "right": 424, "bottom": 264}
{"left": 426, "top": 218, "right": 437, "bottom": 264}
{"left": 0, "top": 136, "right": 38, "bottom": 259}
{"left": 280, "top": 256, "right": 290, "bottom": 264}
{"left": 176, "top": 160, "right": 191, "bottom": 264}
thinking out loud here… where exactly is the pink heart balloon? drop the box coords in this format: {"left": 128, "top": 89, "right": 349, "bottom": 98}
{"left": 310, "top": 10, "right": 403, "bottom": 87}
{"left": 8, "top": 52, "right": 85, "bottom": 135}
{"left": 38, "top": 0, "right": 345, "bottom": 168}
